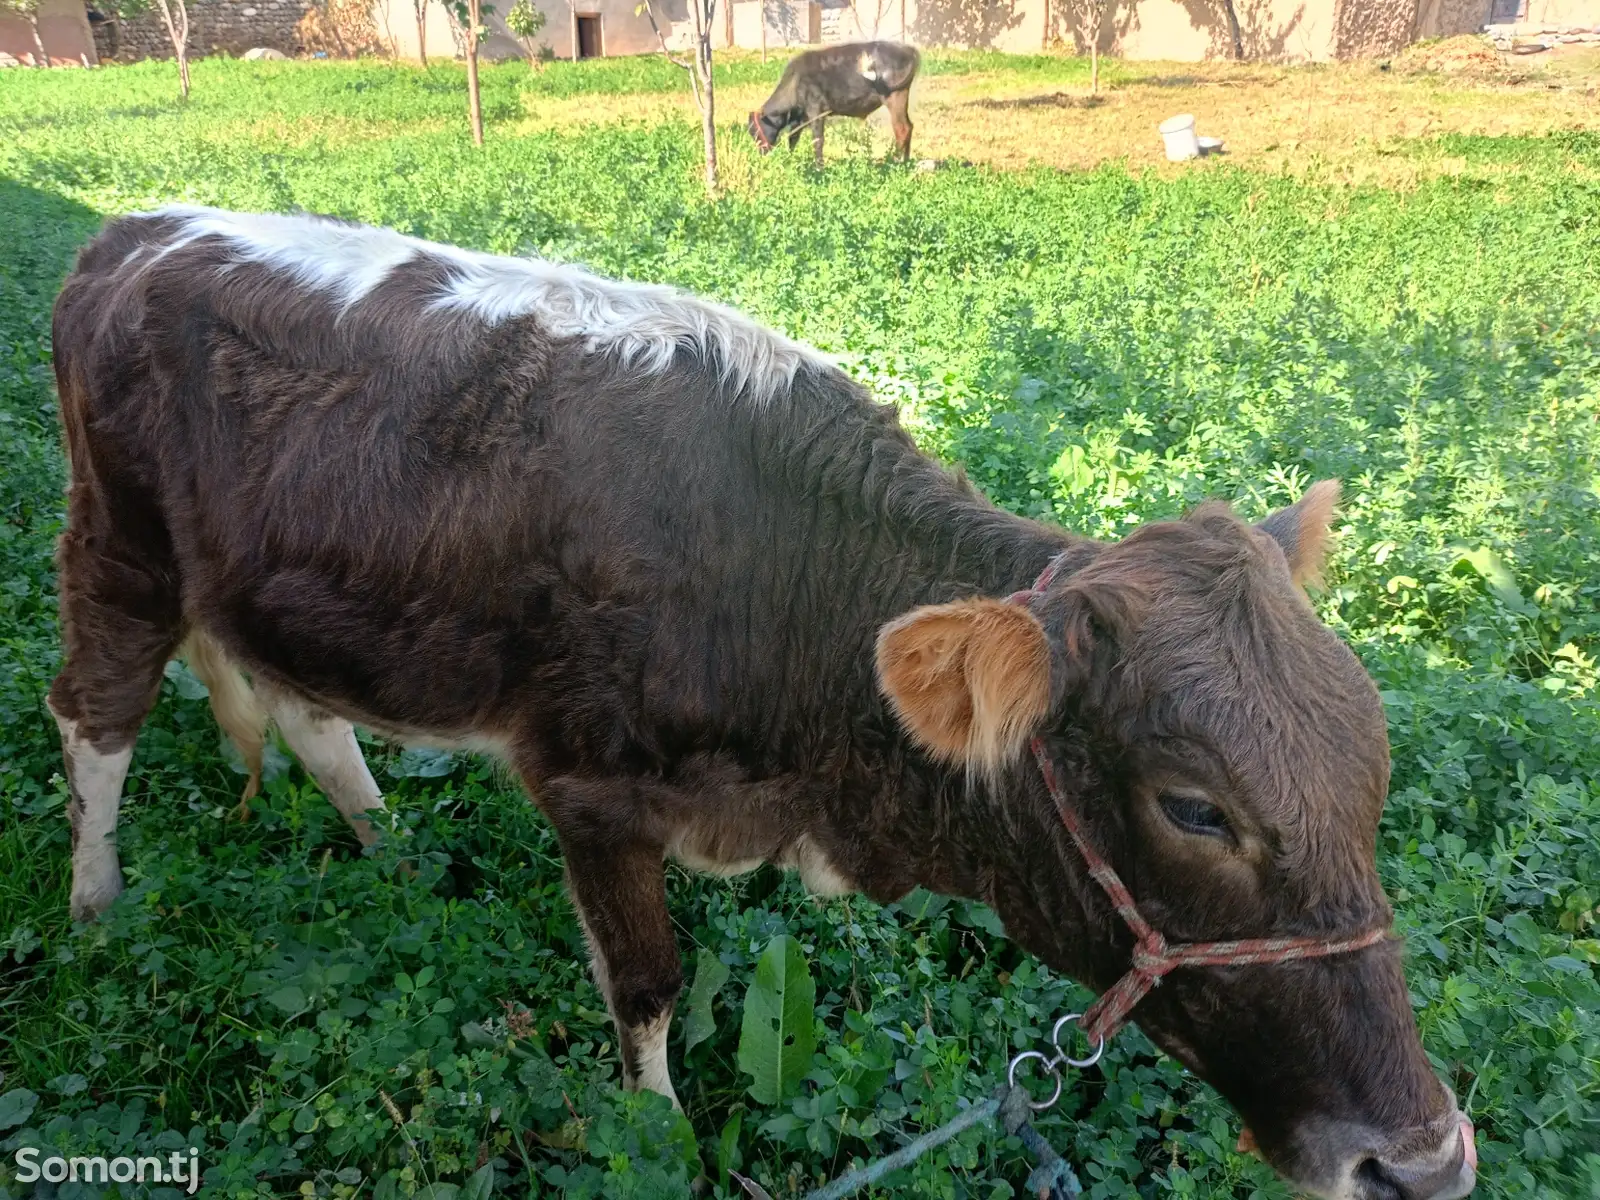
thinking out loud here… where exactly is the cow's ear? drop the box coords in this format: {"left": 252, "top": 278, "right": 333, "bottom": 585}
{"left": 1257, "top": 480, "right": 1339, "bottom": 587}
{"left": 876, "top": 598, "right": 1051, "bottom": 774}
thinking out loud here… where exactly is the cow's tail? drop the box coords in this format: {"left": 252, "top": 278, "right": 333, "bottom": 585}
{"left": 181, "top": 629, "right": 269, "bottom": 814}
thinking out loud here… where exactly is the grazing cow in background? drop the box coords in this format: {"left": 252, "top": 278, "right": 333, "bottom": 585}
{"left": 747, "top": 41, "right": 920, "bottom": 165}
{"left": 50, "top": 207, "right": 1475, "bottom": 1200}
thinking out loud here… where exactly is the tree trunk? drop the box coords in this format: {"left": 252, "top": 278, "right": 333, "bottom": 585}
{"left": 414, "top": 0, "right": 428, "bottom": 65}
{"left": 689, "top": 0, "right": 716, "bottom": 193}
{"left": 176, "top": 0, "right": 190, "bottom": 96}
{"left": 1220, "top": 0, "right": 1242, "bottom": 58}
{"left": 153, "top": 0, "right": 191, "bottom": 96}
{"left": 465, "top": 0, "right": 484, "bottom": 144}
{"left": 110, "top": 11, "right": 122, "bottom": 60}
{"left": 29, "top": 16, "right": 48, "bottom": 66}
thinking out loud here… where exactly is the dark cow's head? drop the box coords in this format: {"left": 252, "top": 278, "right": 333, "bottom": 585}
{"left": 876, "top": 483, "right": 1475, "bottom": 1200}
{"left": 747, "top": 109, "right": 782, "bottom": 154}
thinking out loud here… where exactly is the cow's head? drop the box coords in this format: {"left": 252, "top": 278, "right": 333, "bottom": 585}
{"left": 876, "top": 483, "right": 1475, "bottom": 1200}
{"left": 747, "top": 109, "right": 781, "bottom": 154}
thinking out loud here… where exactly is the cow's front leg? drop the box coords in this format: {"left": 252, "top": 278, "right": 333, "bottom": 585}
{"left": 543, "top": 778, "right": 683, "bottom": 1106}
{"left": 812, "top": 116, "right": 825, "bottom": 167}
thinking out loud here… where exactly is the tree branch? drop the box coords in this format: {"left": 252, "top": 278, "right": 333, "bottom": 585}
{"left": 640, "top": 0, "right": 693, "bottom": 71}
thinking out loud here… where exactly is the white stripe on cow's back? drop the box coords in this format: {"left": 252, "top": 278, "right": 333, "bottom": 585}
{"left": 148, "top": 205, "right": 827, "bottom": 400}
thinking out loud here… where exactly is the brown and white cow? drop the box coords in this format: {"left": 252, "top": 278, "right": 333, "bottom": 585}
{"left": 49, "top": 207, "right": 1473, "bottom": 1200}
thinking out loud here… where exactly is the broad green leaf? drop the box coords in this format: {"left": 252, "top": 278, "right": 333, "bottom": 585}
{"left": 716, "top": 1108, "right": 743, "bottom": 1184}
{"left": 413, "top": 1186, "right": 460, "bottom": 1200}
{"left": 0, "top": 1088, "right": 38, "bottom": 1130}
{"left": 389, "top": 746, "right": 459, "bottom": 778}
{"left": 894, "top": 887, "right": 950, "bottom": 922}
{"left": 266, "top": 984, "right": 308, "bottom": 1012}
{"left": 1451, "top": 545, "right": 1528, "bottom": 611}
{"left": 683, "top": 948, "right": 731, "bottom": 1055}
{"left": 737, "top": 934, "right": 815, "bottom": 1105}
{"left": 460, "top": 1163, "right": 495, "bottom": 1200}
{"left": 164, "top": 657, "right": 210, "bottom": 700}
{"left": 954, "top": 898, "right": 1007, "bottom": 938}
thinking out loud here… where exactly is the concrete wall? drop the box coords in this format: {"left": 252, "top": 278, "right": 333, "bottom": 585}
{"left": 752, "top": 0, "right": 1365, "bottom": 59}
{"left": 374, "top": 0, "right": 671, "bottom": 58}
{"left": 1522, "top": 0, "right": 1600, "bottom": 23}
{"left": 1105, "top": 0, "right": 1339, "bottom": 61}
{"left": 732, "top": 0, "right": 821, "bottom": 47}
{"left": 1336, "top": 0, "right": 1416, "bottom": 55}
{"left": 1415, "top": 0, "right": 1492, "bottom": 36}
{"left": 0, "top": 0, "right": 97, "bottom": 65}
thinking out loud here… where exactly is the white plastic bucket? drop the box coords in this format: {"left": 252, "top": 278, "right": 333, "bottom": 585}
{"left": 1159, "top": 113, "right": 1200, "bottom": 162}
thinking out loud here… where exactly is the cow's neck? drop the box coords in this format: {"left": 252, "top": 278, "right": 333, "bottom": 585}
{"left": 797, "top": 444, "right": 1098, "bottom": 971}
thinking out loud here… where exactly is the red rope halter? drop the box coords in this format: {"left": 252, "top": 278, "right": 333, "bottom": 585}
{"left": 1013, "top": 553, "right": 1391, "bottom": 1046}
{"left": 749, "top": 110, "right": 773, "bottom": 152}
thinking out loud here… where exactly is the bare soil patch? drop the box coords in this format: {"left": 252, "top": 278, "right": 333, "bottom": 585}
{"left": 514, "top": 49, "right": 1600, "bottom": 183}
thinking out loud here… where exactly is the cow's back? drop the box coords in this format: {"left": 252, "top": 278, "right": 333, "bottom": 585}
{"left": 50, "top": 207, "right": 938, "bottom": 769}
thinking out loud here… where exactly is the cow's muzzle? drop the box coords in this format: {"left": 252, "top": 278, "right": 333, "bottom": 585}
{"left": 748, "top": 111, "right": 774, "bottom": 154}
{"left": 1286, "top": 1110, "right": 1475, "bottom": 1200}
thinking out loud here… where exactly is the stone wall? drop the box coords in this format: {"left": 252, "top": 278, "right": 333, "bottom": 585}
{"left": 94, "top": 0, "right": 311, "bottom": 60}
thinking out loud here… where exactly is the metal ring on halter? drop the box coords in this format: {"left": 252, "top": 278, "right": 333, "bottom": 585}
{"left": 1050, "top": 1013, "right": 1106, "bottom": 1069}
{"left": 1007, "top": 1049, "right": 1064, "bottom": 1112}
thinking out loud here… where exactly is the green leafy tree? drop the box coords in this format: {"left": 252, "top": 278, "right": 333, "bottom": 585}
{"left": 504, "top": 0, "right": 545, "bottom": 62}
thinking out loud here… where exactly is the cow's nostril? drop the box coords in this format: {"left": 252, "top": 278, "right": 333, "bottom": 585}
{"left": 1354, "top": 1127, "right": 1473, "bottom": 1200}
{"left": 1356, "top": 1157, "right": 1408, "bottom": 1200}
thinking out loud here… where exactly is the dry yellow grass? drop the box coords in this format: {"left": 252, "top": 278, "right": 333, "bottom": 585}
{"left": 513, "top": 45, "right": 1600, "bottom": 184}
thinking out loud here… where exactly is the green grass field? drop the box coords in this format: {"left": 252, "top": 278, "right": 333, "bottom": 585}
{"left": 1, "top": 54, "right": 1598, "bottom": 1199}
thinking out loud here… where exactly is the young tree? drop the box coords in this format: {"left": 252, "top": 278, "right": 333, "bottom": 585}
{"left": 0, "top": 0, "right": 50, "bottom": 67}
{"left": 504, "top": 0, "right": 545, "bottom": 63}
{"left": 1065, "top": 0, "right": 1119, "bottom": 95}
{"left": 641, "top": 0, "right": 719, "bottom": 195}
{"left": 413, "top": 0, "right": 429, "bottom": 65}
{"left": 446, "top": 0, "right": 490, "bottom": 144}
{"left": 150, "top": 0, "right": 192, "bottom": 96}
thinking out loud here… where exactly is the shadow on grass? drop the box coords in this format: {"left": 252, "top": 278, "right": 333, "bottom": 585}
{"left": 962, "top": 92, "right": 1109, "bottom": 110}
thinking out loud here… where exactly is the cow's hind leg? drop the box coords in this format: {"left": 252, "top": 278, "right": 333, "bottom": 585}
{"left": 48, "top": 478, "right": 182, "bottom": 920}
{"left": 540, "top": 776, "right": 683, "bottom": 1106}
{"left": 886, "top": 88, "right": 913, "bottom": 161}
{"left": 812, "top": 115, "right": 826, "bottom": 167}
{"left": 261, "top": 687, "right": 387, "bottom": 846}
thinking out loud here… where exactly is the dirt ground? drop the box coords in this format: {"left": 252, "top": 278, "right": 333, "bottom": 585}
{"left": 517, "top": 38, "right": 1600, "bottom": 183}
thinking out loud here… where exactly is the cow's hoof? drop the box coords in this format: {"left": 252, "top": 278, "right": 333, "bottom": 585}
{"left": 70, "top": 864, "right": 123, "bottom": 921}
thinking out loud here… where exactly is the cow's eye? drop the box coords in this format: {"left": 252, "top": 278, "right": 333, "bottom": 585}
{"left": 1159, "top": 792, "right": 1231, "bottom": 840}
